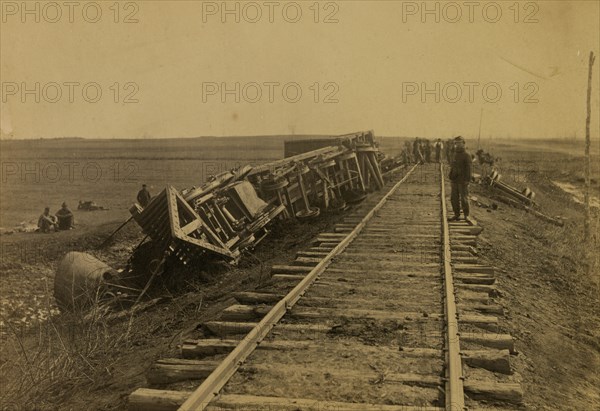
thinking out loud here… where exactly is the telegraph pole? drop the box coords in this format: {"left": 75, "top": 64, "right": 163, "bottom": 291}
{"left": 584, "top": 51, "right": 595, "bottom": 242}
{"left": 477, "top": 107, "right": 483, "bottom": 151}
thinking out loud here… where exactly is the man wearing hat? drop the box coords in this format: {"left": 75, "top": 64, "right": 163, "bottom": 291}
{"left": 137, "top": 184, "right": 152, "bottom": 208}
{"left": 448, "top": 136, "right": 473, "bottom": 224}
{"left": 55, "top": 202, "right": 75, "bottom": 230}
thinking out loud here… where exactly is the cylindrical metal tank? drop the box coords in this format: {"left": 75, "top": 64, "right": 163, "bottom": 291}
{"left": 54, "top": 252, "right": 118, "bottom": 311}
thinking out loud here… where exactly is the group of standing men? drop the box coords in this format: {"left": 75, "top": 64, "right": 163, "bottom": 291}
{"left": 403, "top": 138, "right": 445, "bottom": 164}
{"left": 402, "top": 137, "right": 467, "bottom": 166}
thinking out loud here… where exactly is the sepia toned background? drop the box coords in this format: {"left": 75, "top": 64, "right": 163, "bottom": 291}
{"left": 1, "top": 3, "right": 599, "bottom": 411}
{"left": 1, "top": 0, "right": 599, "bottom": 140}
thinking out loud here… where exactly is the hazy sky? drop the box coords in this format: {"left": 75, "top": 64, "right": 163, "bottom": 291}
{"left": 1, "top": 0, "right": 599, "bottom": 139}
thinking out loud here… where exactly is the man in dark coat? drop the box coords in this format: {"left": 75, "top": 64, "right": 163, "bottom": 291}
{"left": 434, "top": 138, "right": 443, "bottom": 163}
{"left": 413, "top": 138, "right": 424, "bottom": 164}
{"left": 448, "top": 136, "right": 473, "bottom": 224}
{"left": 424, "top": 140, "right": 432, "bottom": 163}
{"left": 445, "top": 138, "right": 454, "bottom": 163}
{"left": 55, "top": 202, "right": 75, "bottom": 230}
{"left": 137, "top": 184, "right": 152, "bottom": 208}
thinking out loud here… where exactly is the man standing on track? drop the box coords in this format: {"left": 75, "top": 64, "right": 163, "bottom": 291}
{"left": 445, "top": 138, "right": 454, "bottom": 163}
{"left": 448, "top": 136, "right": 473, "bottom": 225}
{"left": 424, "top": 139, "right": 432, "bottom": 163}
{"left": 434, "top": 138, "right": 443, "bottom": 163}
{"left": 413, "top": 138, "right": 424, "bottom": 164}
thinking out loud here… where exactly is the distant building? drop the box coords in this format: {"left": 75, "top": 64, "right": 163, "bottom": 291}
{"left": 284, "top": 132, "right": 375, "bottom": 158}
{"left": 284, "top": 138, "right": 343, "bottom": 158}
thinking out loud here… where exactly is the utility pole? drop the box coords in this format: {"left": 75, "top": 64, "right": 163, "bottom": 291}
{"left": 477, "top": 107, "right": 483, "bottom": 151}
{"left": 584, "top": 51, "right": 595, "bottom": 242}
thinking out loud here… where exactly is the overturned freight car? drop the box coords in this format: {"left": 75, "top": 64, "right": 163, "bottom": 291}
{"left": 129, "top": 131, "right": 387, "bottom": 265}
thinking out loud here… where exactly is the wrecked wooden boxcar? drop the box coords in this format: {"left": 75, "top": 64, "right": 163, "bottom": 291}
{"left": 129, "top": 131, "right": 387, "bottom": 265}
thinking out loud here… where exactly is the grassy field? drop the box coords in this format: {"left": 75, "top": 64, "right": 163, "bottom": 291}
{"left": 0, "top": 137, "right": 286, "bottom": 231}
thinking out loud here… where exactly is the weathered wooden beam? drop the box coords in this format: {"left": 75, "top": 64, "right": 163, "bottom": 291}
{"left": 296, "top": 250, "right": 329, "bottom": 258}
{"left": 220, "top": 304, "right": 270, "bottom": 321}
{"left": 203, "top": 321, "right": 331, "bottom": 338}
{"left": 454, "top": 264, "right": 495, "bottom": 274}
{"left": 458, "top": 303, "right": 504, "bottom": 315}
{"left": 462, "top": 349, "right": 512, "bottom": 374}
{"left": 455, "top": 274, "right": 496, "bottom": 285}
{"left": 456, "top": 284, "right": 498, "bottom": 295}
{"left": 222, "top": 304, "right": 445, "bottom": 323}
{"left": 147, "top": 359, "right": 220, "bottom": 385}
{"left": 129, "top": 388, "right": 187, "bottom": 411}
{"left": 210, "top": 394, "right": 444, "bottom": 411}
{"left": 270, "top": 265, "right": 312, "bottom": 274}
{"left": 453, "top": 256, "right": 480, "bottom": 264}
{"left": 203, "top": 321, "right": 255, "bottom": 337}
{"left": 243, "top": 362, "right": 441, "bottom": 388}
{"left": 449, "top": 226, "right": 484, "bottom": 236}
{"left": 293, "top": 256, "right": 322, "bottom": 266}
{"left": 182, "top": 339, "right": 240, "bottom": 359}
{"left": 460, "top": 314, "right": 499, "bottom": 332}
{"left": 461, "top": 332, "right": 515, "bottom": 352}
{"left": 271, "top": 274, "right": 305, "bottom": 282}
{"left": 465, "top": 381, "right": 523, "bottom": 404}
{"left": 232, "top": 292, "right": 282, "bottom": 304}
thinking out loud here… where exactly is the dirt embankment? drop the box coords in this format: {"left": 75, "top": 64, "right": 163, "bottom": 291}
{"left": 469, "top": 155, "right": 599, "bottom": 410}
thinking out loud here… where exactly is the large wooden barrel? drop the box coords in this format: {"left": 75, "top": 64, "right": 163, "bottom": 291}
{"left": 54, "top": 252, "right": 118, "bottom": 311}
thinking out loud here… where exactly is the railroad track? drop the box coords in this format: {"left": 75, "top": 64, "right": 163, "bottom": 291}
{"left": 129, "top": 163, "right": 523, "bottom": 411}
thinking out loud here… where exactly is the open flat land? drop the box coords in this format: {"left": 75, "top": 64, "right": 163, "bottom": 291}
{"left": 0, "top": 136, "right": 598, "bottom": 410}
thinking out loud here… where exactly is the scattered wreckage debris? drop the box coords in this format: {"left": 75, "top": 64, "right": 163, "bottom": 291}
{"left": 476, "top": 148, "right": 499, "bottom": 166}
{"left": 486, "top": 169, "right": 537, "bottom": 206}
{"left": 470, "top": 196, "right": 498, "bottom": 211}
{"left": 54, "top": 252, "right": 125, "bottom": 311}
{"left": 481, "top": 168, "right": 564, "bottom": 226}
{"left": 0, "top": 221, "right": 38, "bottom": 235}
{"left": 78, "top": 200, "right": 108, "bottom": 211}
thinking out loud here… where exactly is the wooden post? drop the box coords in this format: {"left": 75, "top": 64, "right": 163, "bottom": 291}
{"left": 477, "top": 106, "right": 483, "bottom": 151}
{"left": 584, "top": 51, "right": 595, "bottom": 242}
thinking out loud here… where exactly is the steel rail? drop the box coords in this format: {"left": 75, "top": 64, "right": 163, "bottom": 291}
{"left": 177, "top": 163, "right": 420, "bottom": 411}
{"left": 440, "top": 163, "right": 466, "bottom": 411}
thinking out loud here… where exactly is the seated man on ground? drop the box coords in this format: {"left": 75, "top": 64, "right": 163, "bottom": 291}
{"left": 56, "top": 202, "right": 75, "bottom": 230}
{"left": 38, "top": 207, "right": 57, "bottom": 233}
